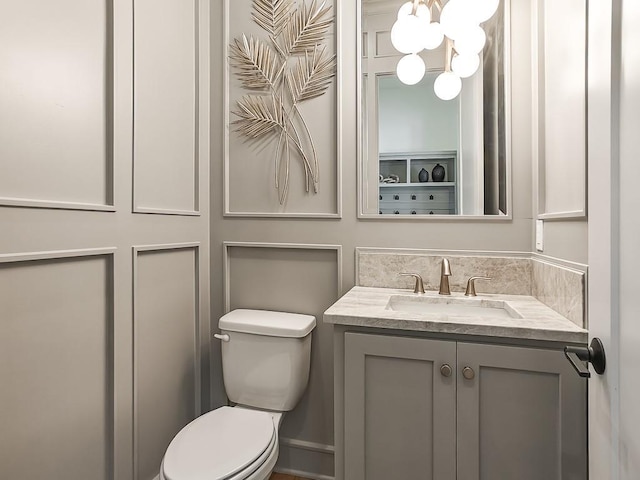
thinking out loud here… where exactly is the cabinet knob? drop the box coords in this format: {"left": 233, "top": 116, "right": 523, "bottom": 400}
{"left": 440, "top": 364, "right": 453, "bottom": 377}
{"left": 462, "top": 366, "right": 475, "bottom": 380}
{"left": 394, "top": 194, "right": 400, "bottom": 200}
{"left": 411, "top": 194, "right": 417, "bottom": 200}
{"left": 429, "top": 194, "right": 434, "bottom": 200}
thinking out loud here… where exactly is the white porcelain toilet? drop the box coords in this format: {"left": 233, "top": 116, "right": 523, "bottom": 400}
{"left": 159, "top": 309, "right": 316, "bottom": 480}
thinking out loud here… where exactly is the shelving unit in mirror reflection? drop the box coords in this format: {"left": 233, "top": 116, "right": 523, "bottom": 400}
{"left": 379, "top": 152, "right": 458, "bottom": 215}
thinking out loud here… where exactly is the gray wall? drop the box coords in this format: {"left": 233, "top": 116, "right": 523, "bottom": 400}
{"left": 208, "top": 0, "right": 566, "bottom": 477}
{"left": 0, "top": 1, "right": 210, "bottom": 479}
{"left": 538, "top": 221, "right": 588, "bottom": 264}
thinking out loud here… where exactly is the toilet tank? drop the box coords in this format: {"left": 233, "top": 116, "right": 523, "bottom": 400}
{"left": 218, "top": 309, "right": 316, "bottom": 411}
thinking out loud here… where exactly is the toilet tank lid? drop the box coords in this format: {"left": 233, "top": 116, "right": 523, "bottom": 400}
{"left": 219, "top": 309, "right": 316, "bottom": 338}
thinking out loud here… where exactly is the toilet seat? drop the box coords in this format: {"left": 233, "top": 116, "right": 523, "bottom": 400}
{"left": 161, "top": 407, "right": 276, "bottom": 480}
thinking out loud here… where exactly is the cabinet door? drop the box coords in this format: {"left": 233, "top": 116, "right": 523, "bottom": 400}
{"left": 457, "top": 343, "right": 587, "bottom": 480}
{"left": 344, "top": 333, "right": 456, "bottom": 480}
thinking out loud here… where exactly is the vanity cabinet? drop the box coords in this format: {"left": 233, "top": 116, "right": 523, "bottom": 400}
{"left": 344, "top": 333, "right": 457, "bottom": 480}
{"left": 342, "top": 332, "right": 587, "bottom": 480}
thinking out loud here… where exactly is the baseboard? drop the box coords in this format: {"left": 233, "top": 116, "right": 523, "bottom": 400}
{"left": 276, "top": 437, "right": 335, "bottom": 479}
{"left": 154, "top": 464, "right": 334, "bottom": 480}
{"left": 273, "top": 466, "right": 335, "bottom": 480}
{"left": 279, "top": 437, "right": 335, "bottom": 454}
{"left": 149, "top": 440, "right": 333, "bottom": 480}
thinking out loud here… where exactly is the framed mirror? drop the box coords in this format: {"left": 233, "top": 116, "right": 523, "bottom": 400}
{"left": 358, "top": 0, "right": 511, "bottom": 218}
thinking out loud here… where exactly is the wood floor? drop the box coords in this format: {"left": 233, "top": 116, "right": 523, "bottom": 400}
{"left": 269, "top": 473, "right": 311, "bottom": 480}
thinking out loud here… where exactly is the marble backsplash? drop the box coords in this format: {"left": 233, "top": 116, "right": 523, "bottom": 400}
{"left": 531, "top": 259, "right": 585, "bottom": 327}
{"left": 356, "top": 248, "right": 587, "bottom": 327}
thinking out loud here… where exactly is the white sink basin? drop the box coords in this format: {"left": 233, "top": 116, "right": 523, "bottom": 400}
{"left": 386, "top": 295, "right": 522, "bottom": 319}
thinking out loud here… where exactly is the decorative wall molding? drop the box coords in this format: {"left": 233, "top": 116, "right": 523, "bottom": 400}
{"left": 132, "top": 0, "right": 201, "bottom": 216}
{"left": 0, "top": 248, "right": 116, "bottom": 478}
{"left": 133, "top": 207, "right": 201, "bottom": 216}
{"left": 533, "top": 0, "right": 587, "bottom": 220}
{"left": 223, "top": 0, "right": 342, "bottom": 218}
{"left": 222, "top": 241, "right": 343, "bottom": 312}
{"left": 531, "top": 252, "right": 588, "bottom": 273}
{"left": 133, "top": 241, "right": 201, "bottom": 253}
{"left": 0, "top": 1, "right": 115, "bottom": 211}
{"left": 356, "top": 246, "right": 532, "bottom": 258}
{"left": 0, "top": 198, "right": 116, "bottom": 212}
{"left": 537, "top": 210, "right": 587, "bottom": 221}
{"left": 132, "top": 242, "right": 201, "bottom": 480}
{"left": 0, "top": 247, "right": 117, "bottom": 263}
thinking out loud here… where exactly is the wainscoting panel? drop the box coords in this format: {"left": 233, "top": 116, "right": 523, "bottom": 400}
{"left": 133, "top": 0, "right": 199, "bottom": 215}
{"left": 0, "top": 0, "right": 114, "bottom": 210}
{"left": 223, "top": 242, "right": 341, "bottom": 479}
{"left": 133, "top": 244, "right": 200, "bottom": 480}
{"left": 0, "top": 250, "right": 115, "bottom": 480}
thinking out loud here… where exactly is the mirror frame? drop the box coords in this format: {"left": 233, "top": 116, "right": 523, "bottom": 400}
{"left": 355, "top": 0, "right": 513, "bottom": 220}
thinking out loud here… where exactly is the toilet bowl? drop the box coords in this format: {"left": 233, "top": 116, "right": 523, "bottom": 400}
{"left": 160, "top": 407, "right": 283, "bottom": 480}
{"left": 159, "top": 309, "right": 315, "bottom": 480}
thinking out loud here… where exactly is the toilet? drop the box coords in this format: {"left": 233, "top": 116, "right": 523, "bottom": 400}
{"left": 159, "top": 309, "right": 316, "bottom": 480}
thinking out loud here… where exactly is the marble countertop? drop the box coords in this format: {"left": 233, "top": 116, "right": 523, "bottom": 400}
{"left": 323, "top": 286, "right": 587, "bottom": 344}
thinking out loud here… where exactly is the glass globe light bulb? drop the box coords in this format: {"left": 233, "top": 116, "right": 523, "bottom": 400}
{"left": 421, "top": 22, "right": 444, "bottom": 50}
{"left": 440, "top": 0, "right": 477, "bottom": 40}
{"left": 415, "top": 3, "right": 431, "bottom": 22}
{"left": 397, "top": 1, "right": 414, "bottom": 18}
{"left": 473, "top": 0, "right": 500, "bottom": 23}
{"left": 434, "top": 71, "right": 462, "bottom": 100}
{"left": 398, "top": 1, "right": 431, "bottom": 22}
{"left": 396, "top": 54, "right": 426, "bottom": 85}
{"left": 391, "top": 15, "right": 423, "bottom": 54}
{"left": 451, "top": 53, "right": 480, "bottom": 78}
{"left": 414, "top": 5, "right": 432, "bottom": 34}
{"left": 454, "top": 25, "right": 487, "bottom": 54}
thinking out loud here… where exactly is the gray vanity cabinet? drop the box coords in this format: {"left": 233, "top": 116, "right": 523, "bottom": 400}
{"left": 344, "top": 333, "right": 457, "bottom": 480}
{"left": 456, "top": 342, "right": 587, "bottom": 480}
{"left": 342, "top": 333, "right": 587, "bottom": 480}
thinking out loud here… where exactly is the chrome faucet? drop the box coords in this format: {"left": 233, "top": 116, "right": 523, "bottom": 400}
{"left": 439, "top": 258, "right": 452, "bottom": 295}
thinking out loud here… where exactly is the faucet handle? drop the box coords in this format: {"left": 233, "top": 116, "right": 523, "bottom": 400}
{"left": 465, "top": 276, "right": 492, "bottom": 296}
{"left": 399, "top": 273, "right": 425, "bottom": 294}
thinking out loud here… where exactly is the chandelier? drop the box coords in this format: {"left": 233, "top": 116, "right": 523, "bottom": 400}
{"left": 390, "top": 0, "right": 500, "bottom": 100}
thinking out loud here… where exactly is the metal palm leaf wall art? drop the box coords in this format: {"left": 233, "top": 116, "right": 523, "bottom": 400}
{"left": 230, "top": 0, "right": 336, "bottom": 205}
